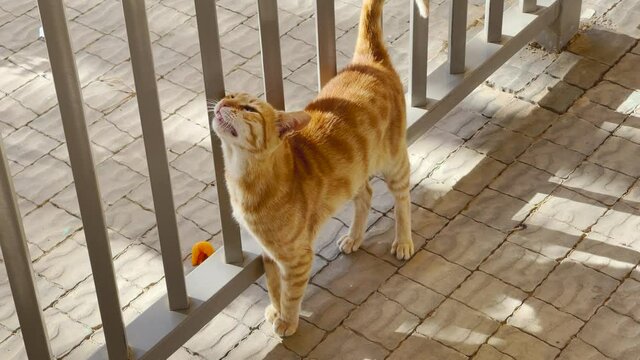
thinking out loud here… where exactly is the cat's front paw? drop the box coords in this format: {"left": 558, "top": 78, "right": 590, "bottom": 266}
{"left": 273, "top": 317, "right": 298, "bottom": 337}
{"left": 391, "top": 238, "right": 414, "bottom": 260}
{"left": 265, "top": 304, "right": 280, "bottom": 324}
{"left": 337, "top": 235, "right": 361, "bottom": 254}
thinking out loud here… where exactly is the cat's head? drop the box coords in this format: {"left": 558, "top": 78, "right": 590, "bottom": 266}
{"left": 210, "top": 93, "right": 311, "bottom": 153}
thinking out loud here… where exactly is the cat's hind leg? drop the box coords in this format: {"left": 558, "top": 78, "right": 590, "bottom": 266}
{"left": 383, "top": 152, "right": 414, "bottom": 260}
{"left": 338, "top": 181, "right": 373, "bottom": 254}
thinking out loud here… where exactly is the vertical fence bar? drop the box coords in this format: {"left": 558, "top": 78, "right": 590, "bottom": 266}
{"left": 194, "top": 0, "right": 244, "bottom": 265}
{"left": 409, "top": 0, "right": 429, "bottom": 107}
{"left": 0, "top": 141, "right": 52, "bottom": 360}
{"left": 36, "top": 1, "right": 130, "bottom": 358}
{"left": 448, "top": 0, "right": 468, "bottom": 74}
{"left": 121, "top": 0, "right": 189, "bottom": 311}
{"left": 520, "top": 0, "right": 537, "bottom": 12}
{"left": 257, "top": 0, "right": 285, "bottom": 110}
{"left": 485, "top": 0, "right": 504, "bottom": 43}
{"left": 537, "top": 0, "right": 582, "bottom": 52}
{"left": 315, "top": 0, "right": 337, "bottom": 90}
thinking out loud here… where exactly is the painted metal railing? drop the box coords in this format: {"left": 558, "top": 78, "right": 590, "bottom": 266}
{"left": 0, "top": 0, "right": 581, "bottom": 358}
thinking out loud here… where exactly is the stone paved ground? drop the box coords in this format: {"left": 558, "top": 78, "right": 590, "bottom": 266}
{"left": 1, "top": 0, "right": 640, "bottom": 359}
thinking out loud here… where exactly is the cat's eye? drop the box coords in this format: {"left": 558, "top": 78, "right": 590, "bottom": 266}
{"left": 242, "top": 105, "right": 258, "bottom": 113}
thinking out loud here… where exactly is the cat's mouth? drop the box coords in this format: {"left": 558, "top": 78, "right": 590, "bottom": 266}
{"left": 214, "top": 109, "right": 238, "bottom": 137}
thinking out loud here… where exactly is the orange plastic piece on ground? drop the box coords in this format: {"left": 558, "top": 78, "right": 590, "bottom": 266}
{"left": 191, "top": 241, "right": 215, "bottom": 266}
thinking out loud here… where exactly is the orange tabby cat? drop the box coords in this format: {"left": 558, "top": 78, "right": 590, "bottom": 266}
{"left": 211, "top": 0, "right": 429, "bottom": 336}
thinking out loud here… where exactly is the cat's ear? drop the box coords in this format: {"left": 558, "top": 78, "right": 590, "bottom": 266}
{"left": 276, "top": 111, "right": 311, "bottom": 137}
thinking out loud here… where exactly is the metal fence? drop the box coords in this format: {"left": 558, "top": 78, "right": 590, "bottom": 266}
{"left": 0, "top": 0, "right": 581, "bottom": 358}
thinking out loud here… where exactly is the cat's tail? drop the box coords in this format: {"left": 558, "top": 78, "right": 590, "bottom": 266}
{"left": 354, "top": 0, "right": 429, "bottom": 65}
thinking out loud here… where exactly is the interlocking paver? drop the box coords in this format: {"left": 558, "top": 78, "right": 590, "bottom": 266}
{"left": 519, "top": 139, "right": 586, "bottom": 178}
{"left": 569, "top": 97, "right": 627, "bottom": 132}
{"left": 378, "top": 274, "right": 445, "bottom": 318}
{"left": 388, "top": 333, "right": 467, "bottom": 360}
{"left": 509, "top": 214, "right": 583, "bottom": 260}
{"left": 568, "top": 27, "right": 636, "bottom": 65}
{"left": 480, "top": 242, "right": 557, "bottom": 292}
{"left": 542, "top": 114, "right": 609, "bottom": 155}
{"left": 535, "top": 260, "right": 619, "bottom": 321}
{"left": 488, "top": 325, "right": 561, "bottom": 360}
{"left": 399, "top": 250, "right": 470, "bottom": 296}
{"left": 466, "top": 123, "right": 532, "bottom": 164}
{"left": 590, "top": 136, "right": 640, "bottom": 177}
{"left": 607, "top": 278, "right": 640, "bottom": 322}
{"left": 463, "top": 189, "right": 533, "bottom": 233}
{"left": 578, "top": 306, "right": 640, "bottom": 360}
{"left": 431, "top": 146, "right": 506, "bottom": 196}
{"left": 416, "top": 299, "right": 499, "bottom": 355}
{"left": 557, "top": 338, "right": 612, "bottom": 360}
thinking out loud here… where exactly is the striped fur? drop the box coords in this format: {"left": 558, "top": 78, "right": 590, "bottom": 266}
{"left": 210, "top": 0, "right": 428, "bottom": 337}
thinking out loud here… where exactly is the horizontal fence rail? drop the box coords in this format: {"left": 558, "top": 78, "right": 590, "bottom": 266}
{"left": 1, "top": 0, "right": 582, "bottom": 359}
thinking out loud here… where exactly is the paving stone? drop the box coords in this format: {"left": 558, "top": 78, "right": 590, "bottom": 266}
{"left": 536, "top": 187, "right": 608, "bottom": 232}
{"left": 11, "top": 75, "right": 58, "bottom": 115}
{"left": 466, "top": 124, "right": 532, "bottom": 164}
{"left": 566, "top": 162, "right": 634, "bottom": 205}
{"left": 474, "top": 345, "right": 515, "bottom": 360}
{"left": 452, "top": 271, "right": 527, "bottom": 322}
{"left": 114, "top": 243, "right": 164, "bottom": 289}
{"left": 481, "top": 242, "right": 557, "bottom": 292}
{"left": 219, "top": 284, "right": 270, "bottom": 328}
{"left": 177, "top": 196, "right": 221, "bottom": 235}
{"left": 54, "top": 275, "right": 141, "bottom": 328}
{"left": 569, "top": 97, "right": 628, "bottom": 132}
{"left": 519, "top": 139, "right": 586, "bottom": 178}
{"left": 130, "top": 170, "right": 206, "bottom": 211}
{"left": 602, "top": 0, "right": 640, "bottom": 39}
{"left": 84, "top": 34, "right": 130, "bottom": 65}
{"left": 535, "top": 260, "right": 619, "bottom": 321}
{"left": 392, "top": 205, "right": 448, "bottom": 240}
{"left": 459, "top": 84, "right": 514, "bottom": 118}
{"left": 344, "top": 292, "right": 420, "bottom": 350}
{"left": 171, "top": 144, "right": 215, "bottom": 184}
{"left": 607, "top": 278, "right": 640, "bottom": 322}
{"left": 50, "top": 140, "right": 112, "bottom": 168}
{"left": 579, "top": 306, "right": 640, "bottom": 360}
{"left": 431, "top": 147, "right": 506, "bottom": 196}
{"left": 410, "top": 179, "right": 473, "bottom": 219}
{"left": 557, "top": 338, "right": 612, "bottom": 360}
{"left": 0, "top": 95, "right": 37, "bottom": 128}
{"left": 491, "top": 99, "right": 557, "bottom": 137}
{"left": 43, "top": 308, "right": 92, "bottom": 357}
{"left": 538, "top": 81, "right": 584, "bottom": 114}
{"left": 614, "top": 115, "right": 640, "bottom": 144}
{"left": 113, "top": 138, "right": 152, "bottom": 176}
{"left": 543, "top": 114, "right": 609, "bottom": 155}
{"left": 623, "top": 179, "right": 640, "bottom": 210}
{"left": 300, "top": 284, "right": 354, "bottom": 331}
{"left": 408, "top": 127, "right": 463, "bottom": 168}
{"left": 314, "top": 218, "right": 349, "bottom": 261}
{"left": 399, "top": 250, "right": 470, "bottom": 295}
{"left": 185, "top": 313, "right": 251, "bottom": 359}
{"left": 593, "top": 201, "right": 640, "bottom": 246}
{"left": 573, "top": 229, "right": 640, "bottom": 280}
{"left": 88, "top": 119, "right": 135, "bottom": 153}
{"left": 22, "top": 203, "right": 81, "bottom": 252}
{"left": 96, "top": 158, "right": 146, "bottom": 206}
{"left": 32, "top": 237, "right": 92, "bottom": 290}
{"left": 426, "top": 215, "right": 506, "bottom": 270}
{"left": 509, "top": 214, "right": 583, "bottom": 260}
{"left": 463, "top": 189, "right": 533, "bottom": 233}
{"left": 591, "top": 136, "right": 640, "bottom": 177}
{"left": 490, "top": 162, "right": 560, "bottom": 202}
{"left": 141, "top": 215, "right": 212, "bottom": 257}
{"left": 0, "top": 15, "right": 39, "bottom": 51}
{"left": 546, "top": 52, "right": 610, "bottom": 89}
{"left": 307, "top": 326, "right": 388, "bottom": 360}
{"left": 83, "top": 79, "right": 134, "bottom": 114}
{"left": 3, "top": 126, "right": 59, "bottom": 166}
{"left": 0, "top": 333, "right": 27, "bottom": 359}
{"left": 436, "top": 108, "right": 489, "bottom": 140}
{"left": 604, "top": 53, "right": 640, "bottom": 90}
{"left": 313, "top": 251, "right": 395, "bottom": 304}
{"left": 378, "top": 274, "right": 445, "bottom": 318}
{"left": 75, "top": 0, "right": 124, "bottom": 34}
{"left": 508, "top": 297, "right": 583, "bottom": 348}
{"left": 0, "top": 60, "right": 37, "bottom": 94}
{"left": 517, "top": 73, "right": 561, "bottom": 104}
{"left": 259, "top": 319, "right": 325, "bottom": 357}
{"left": 488, "top": 65, "right": 537, "bottom": 94}
{"left": 488, "top": 325, "right": 561, "bottom": 360}
{"left": 417, "top": 299, "right": 499, "bottom": 355}
{"left": 369, "top": 177, "right": 395, "bottom": 213}
{"left": 584, "top": 81, "right": 636, "bottom": 112}
{"left": 568, "top": 28, "right": 636, "bottom": 65}
{"left": 359, "top": 217, "right": 426, "bottom": 266}
{"left": 106, "top": 198, "right": 156, "bottom": 240}
{"left": 387, "top": 333, "right": 467, "bottom": 360}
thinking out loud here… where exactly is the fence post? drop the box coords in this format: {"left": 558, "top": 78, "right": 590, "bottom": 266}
{"left": 537, "top": 0, "right": 582, "bottom": 51}
{"left": 0, "top": 141, "right": 52, "bottom": 360}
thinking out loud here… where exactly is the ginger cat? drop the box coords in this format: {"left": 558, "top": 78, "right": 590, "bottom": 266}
{"left": 211, "top": 0, "right": 429, "bottom": 337}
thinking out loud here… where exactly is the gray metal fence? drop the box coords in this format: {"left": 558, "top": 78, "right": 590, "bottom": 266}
{"left": 0, "top": 0, "right": 581, "bottom": 358}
